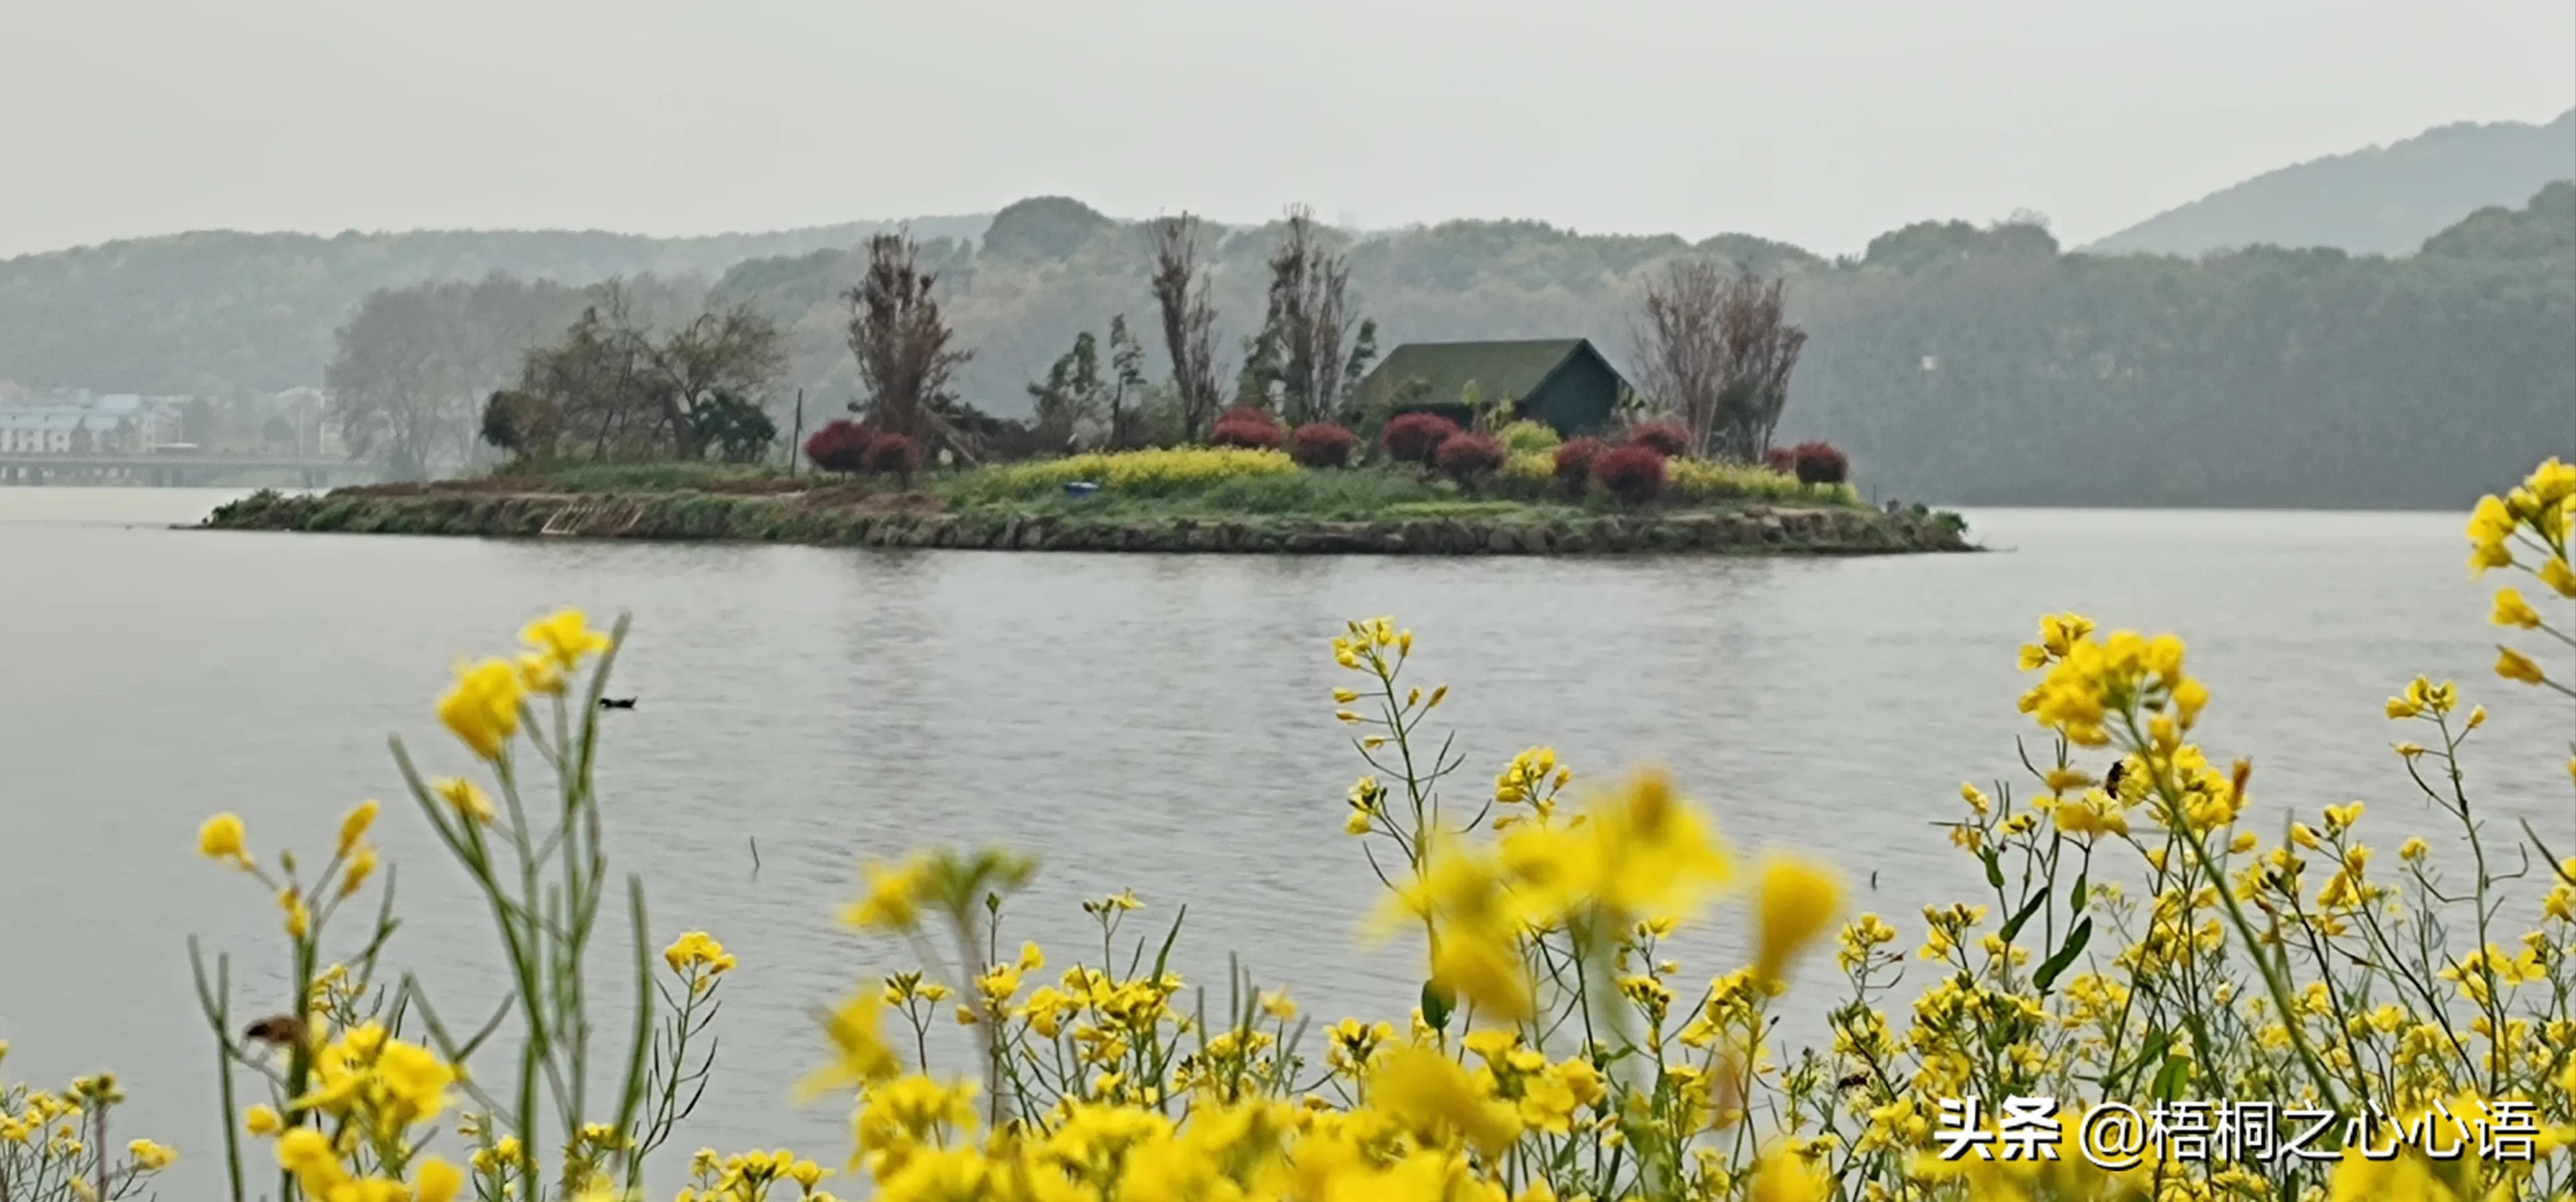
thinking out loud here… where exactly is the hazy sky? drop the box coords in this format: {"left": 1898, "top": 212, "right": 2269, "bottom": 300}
{"left": 3, "top": 0, "right": 2570, "bottom": 259}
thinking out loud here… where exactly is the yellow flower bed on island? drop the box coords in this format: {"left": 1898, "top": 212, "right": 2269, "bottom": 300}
{"left": 7, "top": 460, "right": 2575, "bottom": 1202}
{"left": 952, "top": 447, "right": 1299, "bottom": 502}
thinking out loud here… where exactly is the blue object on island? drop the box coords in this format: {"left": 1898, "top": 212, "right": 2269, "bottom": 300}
{"left": 1064, "top": 481, "right": 1102, "bottom": 498}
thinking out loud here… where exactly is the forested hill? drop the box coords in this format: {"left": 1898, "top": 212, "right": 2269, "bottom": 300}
{"left": 2088, "top": 109, "right": 2574, "bottom": 256}
{"left": 4, "top": 188, "right": 2570, "bottom": 509}
{"left": 688, "top": 189, "right": 2571, "bottom": 510}
{"left": 0, "top": 216, "right": 989, "bottom": 395}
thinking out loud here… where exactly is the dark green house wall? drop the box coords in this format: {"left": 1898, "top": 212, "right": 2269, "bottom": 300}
{"left": 1520, "top": 345, "right": 1623, "bottom": 435}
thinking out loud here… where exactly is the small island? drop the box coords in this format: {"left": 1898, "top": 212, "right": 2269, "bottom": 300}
{"left": 204, "top": 222, "right": 1969, "bottom": 556}
{"left": 203, "top": 434, "right": 1966, "bottom": 556}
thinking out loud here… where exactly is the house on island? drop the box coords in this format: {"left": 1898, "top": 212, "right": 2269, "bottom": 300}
{"left": 1358, "top": 338, "right": 1631, "bottom": 436}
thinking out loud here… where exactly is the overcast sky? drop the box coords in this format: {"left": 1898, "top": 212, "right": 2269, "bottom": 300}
{"left": 3, "top": 0, "right": 2570, "bottom": 259}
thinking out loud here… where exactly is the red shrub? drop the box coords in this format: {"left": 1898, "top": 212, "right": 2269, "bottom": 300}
{"left": 1432, "top": 432, "right": 1507, "bottom": 490}
{"left": 1762, "top": 446, "right": 1798, "bottom": 474}
{"left": 1787, "top": 440, "right": 1850, "bottom": 485}
{"left": 1381, "top": 412, "right": 1462, "bottom": 465}
{"left": 1209, "top": 416, "right": 1284, "bottom": 450}
{"left": 803, "top": 420, "right": 877, "bottom": 475}
{"left": 862, "top": 432, "right": 921, "bottom": 486}
{"left": 1553, "top": 436, "right": 1605, "bottom": 496}
{"left": 1289, "top": 422, "right": 1361, "bottom": 468}
{"left": 1592, "top": 444, "right": 1669, "bottom": 506}
{"left": 1625, "top": 419, "right": 1692, "bottom": 457}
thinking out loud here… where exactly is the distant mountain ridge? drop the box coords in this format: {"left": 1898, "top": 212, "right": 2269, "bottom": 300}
{"left": 2087, "top": 109, "right": 2575, "bottom": 256}
{"left": 0, "top": 215, "right": 989, "bottom": 399}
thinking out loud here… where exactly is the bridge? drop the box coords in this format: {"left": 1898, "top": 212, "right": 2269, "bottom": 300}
{"left": 0, "top": 453, "right": 375, "bottom": 487}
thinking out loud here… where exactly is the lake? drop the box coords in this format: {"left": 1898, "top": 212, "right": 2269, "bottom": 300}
{"left": 1, "top": 487, "right": 2566, "bottom": 1188}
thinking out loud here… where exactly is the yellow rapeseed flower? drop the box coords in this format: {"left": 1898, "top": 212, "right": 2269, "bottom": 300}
{"left": 431, "top": 777, "right": 495, "bottom": 825}
{"left": 413, "top": 1157, "right": 465, "bottom": 1202}
{"left": 277, "top": 887, "right": 310, "bottom": 940}
{"left": 521, "top": 608, "right": 612, "bottom": 671}
{"left": 125, "top": 1139, "right": 176, "bottom": 1171}
{"left": 336, "top": 799, "right": 377, "bottom": 856}
{"left": 841, "top": 855, "right": 930, "bottom": 932}
{"left": 243, "top": 1105, "right": 282, "bottom": 1137}
{"left": 2495, "top": 646, "right": 2547, "bottom": 685}
{"left": 1369, "top": 1046, "right": 1521, "bottom": 1156}
{"left": 339, "top": 847, "right": 377, "bottom": 898}
{"left": 2492, "top": 588, "right": 2542, "bottom": 629}
{"left": 1747, "top": 1148, "right": 1829, "bottom": 1202}
{"left": 1751, "top": 855, "right": 1844, "bottom": 987}
{"left": 663, "top": 931, "right": 737, "bottom": 978}
{"left": 2541, "top": 555, "right": 2576, "bottom": 598}
{"left": 198, "top": 813, "right": 250, "bottom": 867}
{"left": 798, "top": 986, "right": 902, "bottom": 1100}
{"left": 276, "top": 1127, "right": 345, "bottom": 1197}
{"left": 515, "top": 652, "right": 565, "bottom": 696}
{"left": 437, "top": 657, "right": 523, "bottom": 760}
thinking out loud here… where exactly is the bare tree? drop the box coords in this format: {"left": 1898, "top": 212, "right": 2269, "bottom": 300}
{"left": 327, "top": 276, "right": 590, "bottom": 478}
{"left": 1146, "top": 214, "right": 1225, "bottom": 439}
{"left": 327, "top": 286, "right": 461, "bottom": 481}
{"left": 1711, "top": 274, "right": 1807, "bottom": 460}
{"left": 1631, "top": 261, "right": 1808, "bottom": 459}
{"left": 1631, "top": 260, "right": 1729, "bottom": 455}
{"left": 846, "top": 230, "right": 974, "bottom": 449}
{"left": 1243, "top": 206, "right": 1369, "bottom": 427}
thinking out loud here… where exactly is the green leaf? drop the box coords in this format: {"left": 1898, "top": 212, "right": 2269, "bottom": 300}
{"left": 2067, "top": 870, "right": 2090, "bottom": 916}
{"left": 1420, "top": 980, "right": 1454, "bottom": 1032}
{"left": 2032, "top": 917, "right": 2093, "bottom": 993}
{"left": 1981, "top": 847, "right": 2005, "bottom": 891}
{"left": 2101, "top": 1028, "right": 2170, "bottom": 1092}
{"left": 2150, "top": 1054, "right": 2191, "bottom": 1103}
{"left": 1998, "top": 890, "right": 2048, "bottom": 943}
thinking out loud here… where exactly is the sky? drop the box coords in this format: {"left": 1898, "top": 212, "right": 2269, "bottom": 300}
{"left": 2, "top": 0, "right": 2571, "bottom": 260}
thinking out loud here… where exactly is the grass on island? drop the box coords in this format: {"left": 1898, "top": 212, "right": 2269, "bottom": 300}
{"left": 357, "top": 452, "right": 1874, "bottom": 525}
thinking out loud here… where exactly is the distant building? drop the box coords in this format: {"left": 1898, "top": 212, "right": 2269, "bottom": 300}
{"left": 0, "top": 406, "right": 140, "bottom": 454}
{"left": 1358, "top": 338, "right": 1631, "bottom": 435}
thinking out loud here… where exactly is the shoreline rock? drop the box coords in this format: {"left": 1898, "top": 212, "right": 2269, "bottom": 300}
{"left": 199, "top": 489, "right": 1976, "bottom": 556}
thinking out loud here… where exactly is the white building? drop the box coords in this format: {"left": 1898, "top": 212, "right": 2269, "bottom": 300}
{"left": 0, "top": 406, "right": 144, "bottom": 454}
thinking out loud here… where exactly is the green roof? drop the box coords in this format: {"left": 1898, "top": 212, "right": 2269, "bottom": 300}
{"left": 1359, "top": 338, "right": 1612, "bottom": 409}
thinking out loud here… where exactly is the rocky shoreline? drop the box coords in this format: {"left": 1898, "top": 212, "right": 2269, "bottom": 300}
{"left": 202, "top": 489, "right": 1973, "bottom": 556}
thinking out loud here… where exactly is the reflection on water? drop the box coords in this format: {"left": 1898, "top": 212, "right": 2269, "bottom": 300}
{"left": 1, "top": 489, "right": 2566, "bottom": 1185}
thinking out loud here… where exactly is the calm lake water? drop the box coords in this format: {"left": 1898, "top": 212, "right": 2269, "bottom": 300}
{"left": 2, "top": 487, "right": 2567, "bottom": 1188}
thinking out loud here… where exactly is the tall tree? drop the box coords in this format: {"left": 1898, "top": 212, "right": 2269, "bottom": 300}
{"left": 1709, "top": 274, "right": 1807, "bottom": 460}
{"left": 1106, "top": 315, "right": 1148, "bottom": 448}
{"left": 1631, "top": 259, "right": 1729, "bottom": 458}
{"left": 326, "top": 286, "right": 480, "bottom": 479}
{"left": 846, "top": 230, "right": 973, "bottom": 450}
{"left": 327, "top": 275, "right": 596, "bottom": 477}
{"left": 640, "top": 305, "right": 785, "bottom": 459}
{"left": 1255, "top": 206, "right": 1363, "bottom": 427}
{"left": 1339, "top": 318, "right": 1379, "bottom": 423}
{"left": 519, "top": 295, "right": 664, "bottom": 460}
{"left": 1146, "top": 214, "right": 1226, "bottom": 439}
{"left": 1028, "top": 329, "right": 1105, "bottom": 449}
